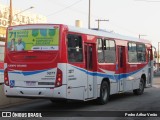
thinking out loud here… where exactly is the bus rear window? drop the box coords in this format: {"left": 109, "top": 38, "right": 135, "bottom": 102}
{"left": 7, "top": 28, "right": 59, "bottom": 51}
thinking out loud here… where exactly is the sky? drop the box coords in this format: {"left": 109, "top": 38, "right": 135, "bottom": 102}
{"left": 1, "top": 0, "right": 160, "bottom": 49}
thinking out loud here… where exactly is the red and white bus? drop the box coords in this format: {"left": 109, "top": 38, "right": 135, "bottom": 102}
{"left": 0, "top": 41, "right": 5, "bottom": 84}
{"left": 4, "top": 24, "right": 153, "bottom": 104}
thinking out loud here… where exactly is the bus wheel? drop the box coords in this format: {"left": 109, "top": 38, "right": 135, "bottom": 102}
{"left": 133, "top": 78, "right": 145, "bottom": 95}
{"left": 97, "top": 81, "right": 109, "bottom": 105}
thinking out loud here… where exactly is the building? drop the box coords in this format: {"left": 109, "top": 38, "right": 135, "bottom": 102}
{"left": 0, "top": 4, "right": 47, "bottom": 41}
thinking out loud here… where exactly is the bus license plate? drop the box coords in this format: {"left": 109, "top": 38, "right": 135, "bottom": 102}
{"left": 26, "top": 81, "right": 36, "bottom": 86}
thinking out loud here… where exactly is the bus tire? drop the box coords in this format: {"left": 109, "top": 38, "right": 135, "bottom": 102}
{"left": 97, "top": 81, "right": 109, "bottom": 105}
{"left": 133, "top": 78, "right": 145, "bottom": 95}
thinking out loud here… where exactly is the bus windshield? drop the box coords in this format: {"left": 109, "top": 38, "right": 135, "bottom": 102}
{"left": 7, "top": 28, "right": 59, "bottom": 51}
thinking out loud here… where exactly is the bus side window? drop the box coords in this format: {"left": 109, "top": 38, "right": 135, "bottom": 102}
{"left": 137, "top": 44, "right": 146, "bottom": 62}
{"left": 67, "top": 34, "right": 83, "bottom": 62}
{"left": 104, "top": 40, "right": 116, "bottom": 63}
{"left": 97, "top": 38, "right": 104, "bottom": 63}
{"left": 128, "top": 42, "right": 137, "bottom": 62}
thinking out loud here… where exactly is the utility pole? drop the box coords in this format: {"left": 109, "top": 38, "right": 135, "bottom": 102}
{"left": 8, "top": 0, "right": 34, "bottom": 26}
{"left": 9, "top": 0, "right": 13, "bottom": 26}
{"left": 88, "top": 0, "right": 91, "bottom": 29}
{"left": 95, "top": 19, "right": 109, "bottom": 30}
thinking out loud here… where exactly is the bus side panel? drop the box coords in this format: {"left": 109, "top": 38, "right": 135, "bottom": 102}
{"left": 66, "top": 64, "right": 87, "bottom": 100}
{"left": 110, "top": 82, "right": 118, "bottom": 94}
{"left": 97, "top": 64, "right": 118, "bottom": 95}
{"left": 125, "top": 64, "right": 148, "bottom": 91}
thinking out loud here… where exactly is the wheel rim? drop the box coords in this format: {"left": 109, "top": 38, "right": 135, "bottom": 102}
{"left": 102, "top": 86, "right": 108, "bottom": 101}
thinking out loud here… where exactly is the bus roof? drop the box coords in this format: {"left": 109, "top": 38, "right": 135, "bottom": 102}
{"left": 68, "top": 25, "right": 151, "bottom": 44}
{"left": 8, "top": 24, "right": 151, "bottom": 44}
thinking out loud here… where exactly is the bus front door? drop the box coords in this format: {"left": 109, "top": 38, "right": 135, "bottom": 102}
{"left": 118, "top": 46, "right": 126, "bottom": 92}
{"left": 85, "top": 43, "right": 94, "bottom": 99}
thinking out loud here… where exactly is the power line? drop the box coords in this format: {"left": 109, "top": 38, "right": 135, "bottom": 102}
{"left": 46, "top": 0, "right": 140, "bottom": 36}
{"left": 47, "top": 0, "right": 88, "bottom": 16}
{"left": 47, "top": 0, "right": 82, "bottom": 17}
{"left": 0, "top": 0, "right": 147, "bottom": 37}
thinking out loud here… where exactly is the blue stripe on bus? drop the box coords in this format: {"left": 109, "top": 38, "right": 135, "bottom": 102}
{"left": 0, "top": 70, "right": 4, "bottom": 73}
{"left": 73, "top": 66, "right": 115, "bottom": 80}
{"left": 9, "top": 69, "right": 49, "bottom": 76}
{"left": 8, "top": 64, "right": 145, "bottom": 80}
{"left": 73, "top": 66, "right": 144, "bottom": 81}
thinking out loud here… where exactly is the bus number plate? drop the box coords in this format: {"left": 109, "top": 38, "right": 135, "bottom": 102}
{"left": 26, "top": 81, "right": 36, "bottom": 86}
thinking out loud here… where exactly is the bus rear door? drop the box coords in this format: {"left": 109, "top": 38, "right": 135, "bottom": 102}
{"left": 85, "top": 43, "right": 95, "bottom": 99}
{"left": 118, "top": 46, "right": 126, "bottom": 92}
